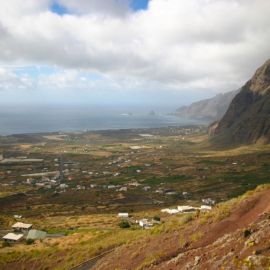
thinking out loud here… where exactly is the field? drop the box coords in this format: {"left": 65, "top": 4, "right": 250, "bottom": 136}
{"left": 0, "top": 126, "right": 270, "bottom": 269}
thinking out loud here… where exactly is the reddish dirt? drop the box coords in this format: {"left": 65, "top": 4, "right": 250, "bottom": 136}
{"left": 92, "top": 189, "right": 270, "bottom": 270}
{"left": 193, "top": 188, "right": 270, "bottom": 248}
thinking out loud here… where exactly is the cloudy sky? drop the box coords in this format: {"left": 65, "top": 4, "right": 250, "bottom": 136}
{"left": 0, "top": 0, "right": 270, "bottom": 109}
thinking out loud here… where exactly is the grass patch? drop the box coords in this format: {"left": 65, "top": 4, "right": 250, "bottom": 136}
{"left": 143, "top": 175, "right": 192, "bottom": 186}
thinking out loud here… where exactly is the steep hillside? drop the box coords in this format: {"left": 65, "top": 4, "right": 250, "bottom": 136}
{"left": 174, "top": 90, "right": 238, "bottom": 122}
{"left": 212, "top": 59, "right": 270, "bottom": 146}
{"left": 92, "top": 186, "right": 270, "bottom": 270}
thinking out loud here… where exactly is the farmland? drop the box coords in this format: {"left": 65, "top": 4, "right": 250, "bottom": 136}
{"left": 1, "top": 126, "right": 270, "bottom": 217}
{"left": 0, "top": 126, "right": 270, "bottom": 269}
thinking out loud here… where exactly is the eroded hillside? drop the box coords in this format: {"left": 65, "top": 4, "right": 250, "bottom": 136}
{"left": 93, "top": 186, "right": 270, "bottom": 270}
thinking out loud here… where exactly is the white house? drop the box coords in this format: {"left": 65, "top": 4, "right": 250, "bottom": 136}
{"left": 177, "top": 205, "right": 197, "bottom": 213}
{"left": 118, "top": 213, "right": 129, "bottom": 218}
{"left": 3, "top": 233, "right": 24, "bottom": 243}
{"left": 139, "top": 219, "right": 153, "bottom": 229}
{"left": 12, "top": 222, "right": 33, "bottom": 232}
{"left": 202, "top": 198, "right": 215, "bottom": 205}
{"left": 161, "top": 208, "right": 179, "bottom": 214}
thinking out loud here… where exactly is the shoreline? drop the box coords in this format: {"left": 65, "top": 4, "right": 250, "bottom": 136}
{"left": 0, "top": 123, "right": 207, "bottom": 137}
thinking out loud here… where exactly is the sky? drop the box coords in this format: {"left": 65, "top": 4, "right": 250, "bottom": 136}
{"left": 0, "top": 0, "right": 270, "bottom": 109}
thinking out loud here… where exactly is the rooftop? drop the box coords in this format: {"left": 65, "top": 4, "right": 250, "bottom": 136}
{"left": 27, "top": 229, "right": 47, "bottom": 240}
{"left": 12, "top": 222, "right": 33, "bottom": 229}
{"left": 3, "top": 233, "right": 24, "bottom": 241}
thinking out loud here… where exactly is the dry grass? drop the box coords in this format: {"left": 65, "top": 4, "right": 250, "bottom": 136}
{"left": 1, "top": 185, "right": 270, "bottom": 269}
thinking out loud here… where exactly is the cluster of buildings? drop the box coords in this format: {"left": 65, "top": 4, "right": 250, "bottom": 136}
{"left": 117, "top": 213, "right": 160, "bottom": 229}
{"left": 2, "top": 222, "right": 47, "bottom": 244}
{"left": 202, "top": 198, "right": 216, "bottom": 205}
{"left": 161, "top": 204, "right": 212, "bottom": 215}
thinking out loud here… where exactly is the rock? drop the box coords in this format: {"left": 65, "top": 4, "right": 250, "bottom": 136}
{"left": 194, "top": 256, "right": 201, "bottom": 265}
{"left": 244, "top": 255, "right": 270, "bottom": 270}
{"left": 174, "top": 90, "right": 238, "bottom": 123}
{"left": 211, "top": 59, "right": 270, "bottom": 146}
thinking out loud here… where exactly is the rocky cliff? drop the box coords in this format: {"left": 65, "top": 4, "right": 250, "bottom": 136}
{"left": 212, "top": 59, "right": 270, "bottom": 146}
{"left": 174, "top": 90, "right": 238, "bottom": 123}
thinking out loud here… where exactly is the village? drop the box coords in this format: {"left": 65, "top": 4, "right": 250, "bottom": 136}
{"left": 2, "top": 199, "right": 214, "bottom": 246}
{"left": 0, "top": 127, "right": 269, "bottom": 248}
{"left": 0, "top": 127, "right": 269, "bottom": 269}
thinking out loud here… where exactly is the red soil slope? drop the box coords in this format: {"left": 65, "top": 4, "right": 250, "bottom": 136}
{"left": 93, "top": 188, "right": 270, "bottom": 270}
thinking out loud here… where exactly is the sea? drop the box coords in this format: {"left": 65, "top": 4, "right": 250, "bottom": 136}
{"left": 0, "top": 105, "right": 202, "bottom": 136}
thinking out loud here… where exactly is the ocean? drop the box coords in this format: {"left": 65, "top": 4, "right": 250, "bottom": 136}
{"left": 0, "top": 105, "right": 201, "bottom": 135}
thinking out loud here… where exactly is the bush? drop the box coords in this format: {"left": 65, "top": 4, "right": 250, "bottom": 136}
{"left": 118, "top": 220, "right": 130, "bottom": 229}
{"left": 26, "top": 239, "right": 35, "bottom": 245}
{"left": 243, "top": 229, "right": 251, "bottom": 238}
{"left": 153, "top": 216, "right": 160, "bottom": 222}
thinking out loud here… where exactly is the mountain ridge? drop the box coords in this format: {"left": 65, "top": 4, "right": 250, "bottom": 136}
{"left": 174, "top": 90, "right": 238, "bottom": 123}
{"left": 211, "top": 59, "right": 270, "bottom": 146}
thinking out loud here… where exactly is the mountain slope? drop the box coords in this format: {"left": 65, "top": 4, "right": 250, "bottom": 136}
{"left": 174, "top": 90, "right": 238, "bottom": 122}
{"left": 211, "top": 59, "right": 270, "bottom": 146}
{"left": 92, "top": 186, "right": 270, "bottom": 270}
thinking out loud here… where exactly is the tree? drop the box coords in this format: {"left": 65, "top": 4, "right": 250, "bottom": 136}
{"left": 118, "top": 220, "right": 130, "bottom": 229}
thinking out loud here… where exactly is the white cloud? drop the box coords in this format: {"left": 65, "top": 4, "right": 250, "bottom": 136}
{"left": 0, "top": 0, "right": 269, "bottom": 95}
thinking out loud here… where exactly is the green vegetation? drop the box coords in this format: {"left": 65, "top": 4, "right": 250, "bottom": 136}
{"left": 0, "top": 127, "right": 270, "bottom": 269}
{"left": 143, "top": 175, "right": 191, "bottom": 186}
{"left": 26, "top": 239, "right": 35, "bottom": 245}
{"left": 118, "top": 220, "right": 131, "bottom": 229}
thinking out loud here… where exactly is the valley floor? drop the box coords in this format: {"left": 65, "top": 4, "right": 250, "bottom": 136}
{"left": 0, "top": 126, "right": 269, "bottom": 269}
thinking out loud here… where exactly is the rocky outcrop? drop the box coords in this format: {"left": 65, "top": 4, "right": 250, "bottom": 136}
{"left": 212, "top": 59, "right": 270, "bottom": 146}
{"left": 174, "top": 90, "right": 238, "bottom": 123}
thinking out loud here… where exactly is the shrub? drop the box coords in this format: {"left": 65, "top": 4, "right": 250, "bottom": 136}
{"left": 153, "top": 216, "right": 160, "bottom": 222}
{"left": 243, "top": 229, "right": 251, "bottom": 238}
{"left": 118, "top": 220, "right": 130, "bottom": 229}
{"left": 26, "top": 239, "right": 35, "bottom": 245}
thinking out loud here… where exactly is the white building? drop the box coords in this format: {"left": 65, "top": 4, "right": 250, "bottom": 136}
{"left": 12, "top": 222, "right": 33, "bottom": 232}
{"left": 139, "top": 219, "right": 153, "bottom": 229}
{"left": 202, "top": 198, "right": 216, "bottom": 205}
{"left": 161, "top": 208, "right": 179, "bottom": 214}
{"left": 177, "top": 205, "right": 197, "bottom": 213}
{"left": 3, "top": 233, "right": 24, "bottom": 243}
{"left": 118, "top": 213, "right": 129, "bottom": 218}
